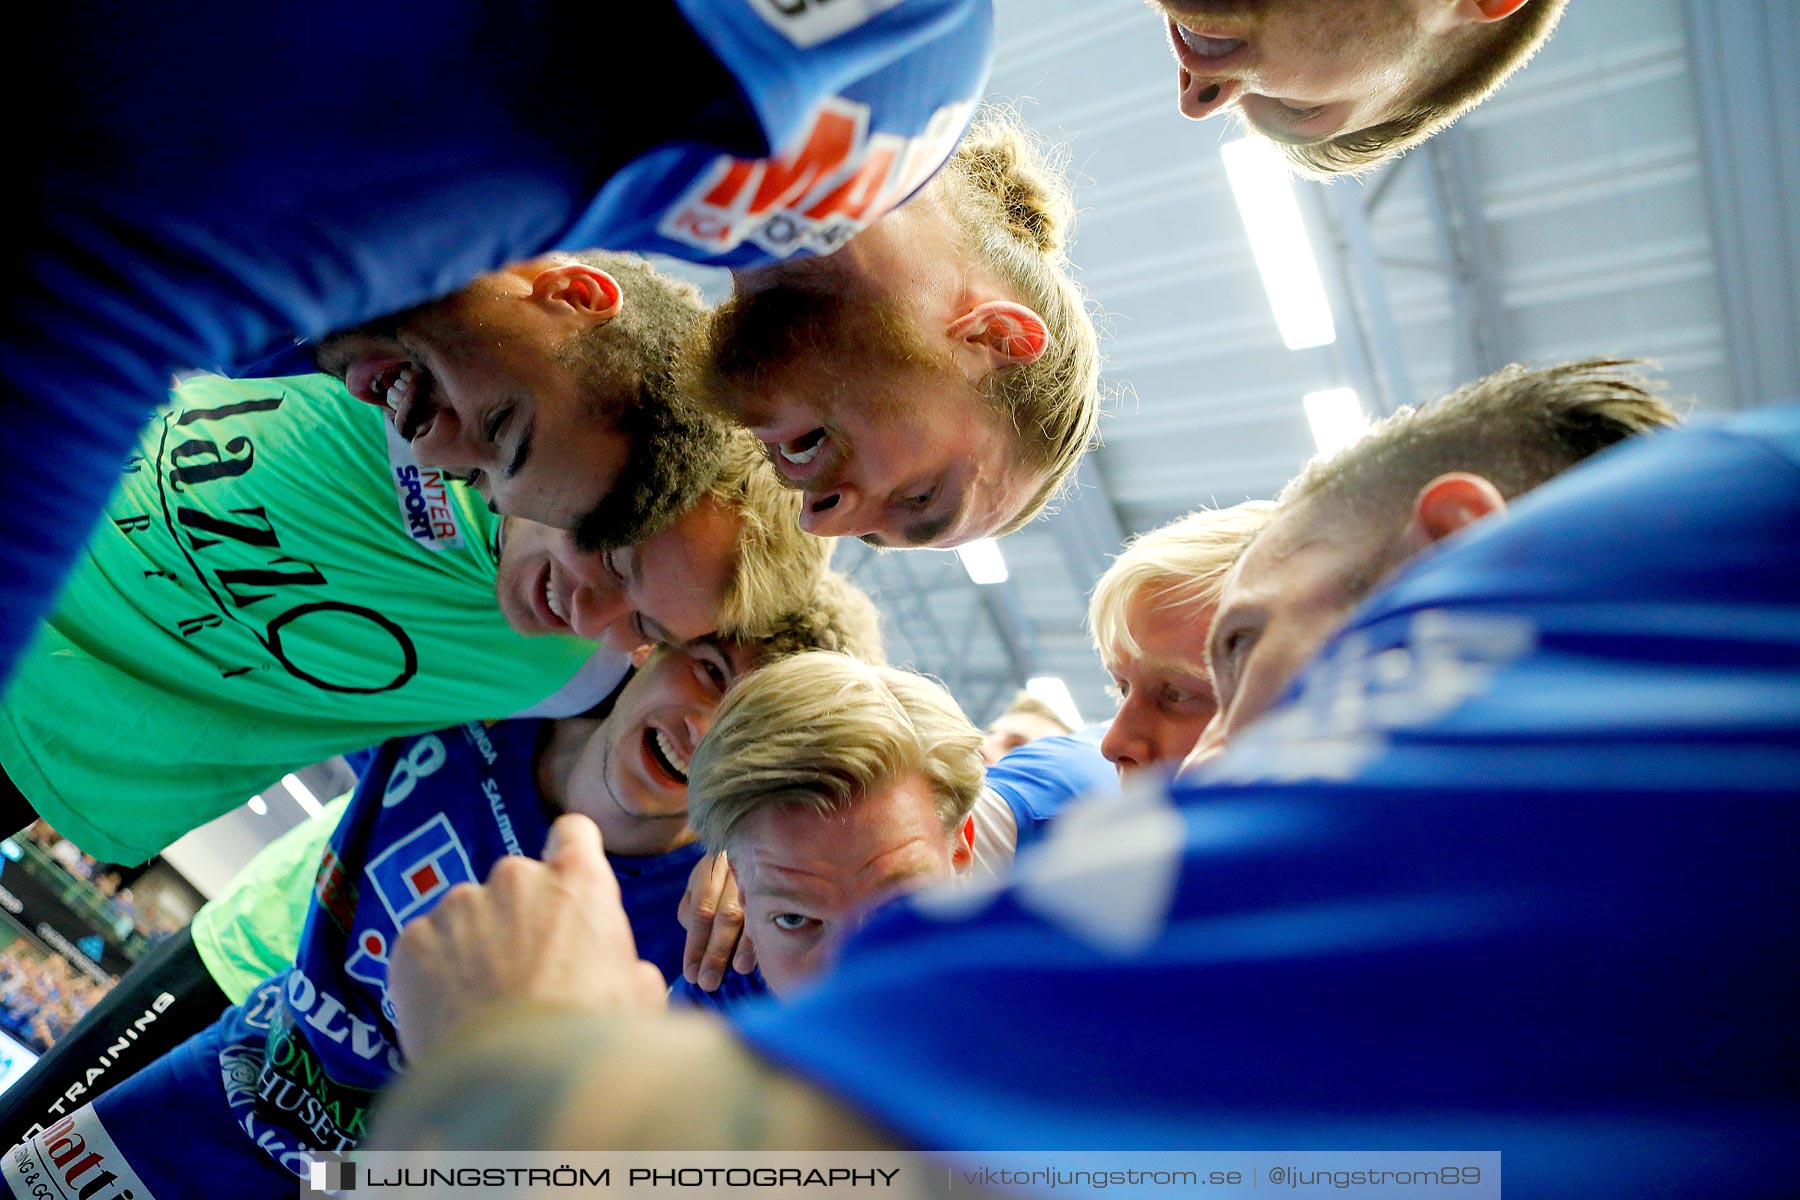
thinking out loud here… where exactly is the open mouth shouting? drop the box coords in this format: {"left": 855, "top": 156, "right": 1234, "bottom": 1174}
{"left": 642, "top": 722, "right": 693, "bottom": 789}
{"left": 779, "top": 427, "right": 827, "bottom": 468}
{"left": 345, "top": 354, "right": 444, "bottom": 443}
{"left": 526, "top": 559, "right": 573, "bottom": 633}
{"left": 768, "top": 426, "right": 839, "bottom": 486}
{"left": 752, "top": 418, "right": 848, "bottom": 493}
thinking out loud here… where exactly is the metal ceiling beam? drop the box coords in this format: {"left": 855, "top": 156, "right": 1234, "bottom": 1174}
{"left": 833, "top": 539, "right": 1045, "bottom": 723}
{"left": 1680, "top": 0, "right": 1800, "bottom": 409}
{"left": 1420, "top": 126, "right": 1516, "bottom": 383}
{"left": 1322, "top": 179, "right": 1417, "bottom": 414}
{"left": 1050, "top": 456, "right": 1130, "bottom": 599}
{"left": 1296, "top": 182, "right": 1407, "bottom": 418}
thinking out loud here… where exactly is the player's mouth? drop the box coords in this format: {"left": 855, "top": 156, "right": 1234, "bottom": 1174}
{"left": 1173, "top": 22, "right": 1245, "bottom": 61}
{"left": 764, "top": 427, "right": 839, "bottom": 487}
{"left": 347, "top": 355, "right": 444, "bottom": 443}
{"left": 1168, "top": 20, "right": 1248, "bottom": 107}
{"left": 527, "top": 560, "right": 572, "bottom": 632}
{"left": 642, "top": 722, "right": 692, "bottom": 789}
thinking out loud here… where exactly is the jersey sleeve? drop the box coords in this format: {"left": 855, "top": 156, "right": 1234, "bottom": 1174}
{"left": 579, "top": 0, "right": 994, "bottom": 265}
{"left": 668, "top": 969, "right": 772, "bottom": 1014}
{"left": 981, "top": 726, "right": 1120, "bottom": 852}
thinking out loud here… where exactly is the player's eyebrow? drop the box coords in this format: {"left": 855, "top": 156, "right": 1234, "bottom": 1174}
{"left": 901, "top": 507, "right": 959, "bottom": 547}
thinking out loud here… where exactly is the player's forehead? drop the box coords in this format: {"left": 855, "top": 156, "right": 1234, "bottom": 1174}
{"left": 1223, "top": 504, "right": 1332, "bottom": 597}
{"left": 1125, "top": 587, "right": 1218, "bottom": 663}
{"left": 739, "top": 780, "right": 942, "bottom": 884}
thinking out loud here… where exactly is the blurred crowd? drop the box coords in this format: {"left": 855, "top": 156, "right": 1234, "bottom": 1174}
{"left": 0, "top": 944, "right": 108, "bottom": 1055}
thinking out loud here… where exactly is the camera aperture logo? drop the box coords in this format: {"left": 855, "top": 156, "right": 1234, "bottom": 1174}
{"left": 307, "top": 1154, "right": 356, "bottom": 1194}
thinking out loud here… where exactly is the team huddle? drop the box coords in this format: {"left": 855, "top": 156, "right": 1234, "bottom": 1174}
{"left": 2, "top": 2, "right": 1796, "bottom": 1198}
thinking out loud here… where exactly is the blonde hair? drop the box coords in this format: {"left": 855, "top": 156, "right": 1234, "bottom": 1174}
{"left": 994, "top": 690, "right": 1073, "bottom": 735}
{"left": 707, "top": 430, "right": 833, "bottom": 639}
{"left": 1279, "top": 0, "right": 1569, "bottom": 178}
{"left": 935, "top": 110, "right": 1104, "bottom": 531}
{"left": 688, "top": 653, "right": 983, "bottom": 852}
{"left": 1089, "top": 500, "right": 1277, "bottom": 672}
{"left": 1280, "top": 358, "right": 1682, "bottom": 529}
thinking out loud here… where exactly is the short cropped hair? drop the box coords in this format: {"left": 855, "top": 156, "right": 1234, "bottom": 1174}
{"left": 1089, "top": 500, "right": 1278, "bottom": 672}
{"left": 936, "top": 111, "right": 1104, "bottom": 530}
{"left": 753, "top": 571, "right": 887, "bottom": 666}
{"left": 1280, "top": 358, "right": 1682, "bottom": 532}
{"left": 561, "top": 250, "right": 730, "bottom": 551}
{"left": 706, "top": 430, "right": 833, "bottom": 640}
{"left": 627, "top": 573, "right": 878, "bottom": 713}
{"left": 688, "top": 653, "right": 983, "bottom": 853}
{"left": 1280, "top": 0, "right": 1569, "bottom": 177}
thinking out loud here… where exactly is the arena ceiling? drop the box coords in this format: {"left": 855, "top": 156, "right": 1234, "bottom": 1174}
{"left": 841, "top": 0, "right": 1800, "bottom": 728}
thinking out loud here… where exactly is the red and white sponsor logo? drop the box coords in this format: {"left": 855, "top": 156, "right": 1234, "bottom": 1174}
{"left": 385, "top": 423, "right": 465, "bottom": 551}
{"left": 659, "top": 97, "right": 974, "bottom": 259}
{"left": 4, "top": 1107, "right": 159, "bottom": 1200}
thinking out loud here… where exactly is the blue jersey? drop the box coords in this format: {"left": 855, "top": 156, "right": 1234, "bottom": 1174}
{"left": 0, "top": 0, "right": 993, "bottom": 685}
{"left": 984, "top": 724, "right": 1118, "bottom": 852}
{"left": 242, "top": 720, "right": 699, "bottom": 1158}
{"left": 730, "top": 408, "right": 1800, "bottom": 1197}
{"left": 669, "top": 970, "right": 773, "bottom": 1013}
{"left": 1, "top": 718, "right": 703, "bottom": 1192}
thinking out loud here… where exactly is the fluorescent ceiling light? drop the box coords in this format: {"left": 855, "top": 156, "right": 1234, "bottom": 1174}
{"left": 1303, "top": 387, "right": 1371, "bottom": 455}
{"left": 1220, "top": 137, "right": 1336, "bottom": 350}
{"left": 246, "top": 795, "right": 268, "bottom": 816}
{"left": 1026, "top": 675, "right": 1084, "bottom": 730}
{"left": 955, "top": 537, "right": 1009, "bottom": 585}
{"left": 281, "top": 773, "right": 326, "bottom": 820}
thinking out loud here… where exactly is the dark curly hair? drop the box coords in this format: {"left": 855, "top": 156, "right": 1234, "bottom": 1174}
{"left": 561, "top": 250, "right": 730, "bottom": 551}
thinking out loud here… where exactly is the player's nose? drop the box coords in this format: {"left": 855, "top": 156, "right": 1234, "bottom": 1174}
{"left": 797, "top": 485, "right": 868, "bottom": 537}
{"left": 1179, "top": 75, "right": 1242, "bottom": 122}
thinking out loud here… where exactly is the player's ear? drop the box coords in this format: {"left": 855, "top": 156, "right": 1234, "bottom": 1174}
{"left": 1401, "top": 472, "right": 1508, "bottom": 551}
{"left": 1464, "top": 0, "right": 1533, "bottom": 21}
{"left": 629, "top": 643, "right": 656, "bottom": 669}
{"left": 951, "top": 814, "right": 977, "bottom": 874}
{"left": 946, "top": 301, "right": 1050, "bottom": 370}
{"left": 530, "top": 263, "right": 623, "bottom": 324}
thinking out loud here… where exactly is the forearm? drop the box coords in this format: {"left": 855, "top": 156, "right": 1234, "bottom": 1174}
{"left": 370, "top": 1005, "right": 898, "bottom": 1152}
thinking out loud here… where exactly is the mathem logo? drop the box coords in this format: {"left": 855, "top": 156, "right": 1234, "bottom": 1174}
{"left": 659, "top": 96, "right": 973, "bottom": 259}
